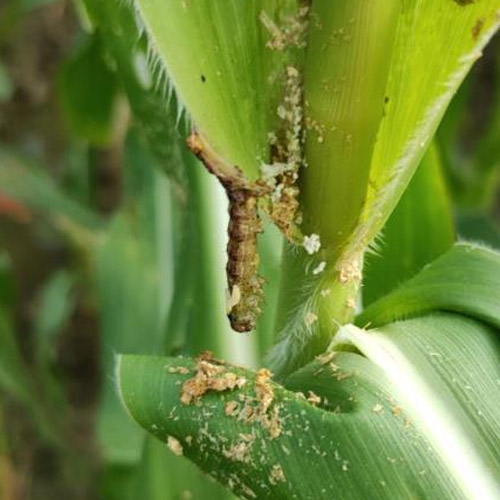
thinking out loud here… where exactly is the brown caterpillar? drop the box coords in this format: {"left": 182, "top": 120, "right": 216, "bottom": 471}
{"left": 187, "top": 132, "right": 269, "bottom": 332}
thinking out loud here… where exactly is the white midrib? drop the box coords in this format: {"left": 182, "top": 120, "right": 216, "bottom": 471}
{"left": 336, "top": 324, "right": 500, "bottom": 500}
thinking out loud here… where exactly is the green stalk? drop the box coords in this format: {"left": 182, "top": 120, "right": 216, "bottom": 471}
{"left": 268, "top": 0, "right": 399, "bottom": 378}
{"left": 267, "top": 242, "right": 361, "bottom": 379}
{"left": 301, "top": 0, "right": 400, "bottom": 256}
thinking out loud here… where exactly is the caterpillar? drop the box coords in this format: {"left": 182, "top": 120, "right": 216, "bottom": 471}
{"left": 187, "top": 132, "right": 269, "bottom": 333}
{"left": 226, "top": 187, "right": 265, "bottom": 332}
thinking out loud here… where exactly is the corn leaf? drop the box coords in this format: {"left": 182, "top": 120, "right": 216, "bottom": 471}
{"left": 127, "top": 0, "right": 301, "bottom": 180}
{"left": 345, "top": 0, "right": 500, "bottom": 258}
{"left": 267, "top": 3, "right": 500, "bottom": 381}
{"left": 358, "top": 242, "right": 500, "bottom": 328}
{"left": 117, "top": 352, "right": 466, "bottom": 500}
{"left": 119, "top": 298, "right": 500, "bottom": 498}
{"left": 336, "top": 314, "right": 500, "bottom": 500}
{"left": 363, "top": 144, "right": 454, "bottom": 306}
{"left": 118, "top": 240, "right": 500, "bottom": 499}
{"left": 301, "top": 0, "right": 400, "bottom": 251}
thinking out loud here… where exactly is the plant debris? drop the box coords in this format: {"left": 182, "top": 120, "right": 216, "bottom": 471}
{"left": 180, "top": 353, "right": 247, "bottom": 405}
{"left": 263, "top": 65, "right": 306, "bottom": 240}
{"left": 180, "top": 359, "right": 283, "bottom": 440}
{"left": 312, "top": 261, "right": 326, "bottom": 275}
{"left": 269, "top": 464, "right": 286, "bottom": 484}
{"left": 260, "top": 7, "right": 309, "bottom": 52}
{"left": 167, "top": 436, "right": 184, "bottom": 456}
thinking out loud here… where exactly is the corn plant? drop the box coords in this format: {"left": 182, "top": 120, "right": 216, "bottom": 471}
{"left": 85, "top": 0, "right": 500, "bottom": 498}
{"left": 1, "top": 0, "right": 500, "bottom": 499}
{"left": 82, "top": 2, "right": 500, "bottom": 499}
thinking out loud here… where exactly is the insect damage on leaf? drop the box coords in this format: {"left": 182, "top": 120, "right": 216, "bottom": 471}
{"left": 262, "top": 65, "right": 306, "bottom": 241}
{"left": 472, "top": 18, "right": 485, "bottom": 40}
{"left": 260, "top": 6, "right": 309, "bottom": 52}
{"left": 180, "top": 356, "right": 283, "bottom": 440}
{"left": 167, "top": 435, "right": 184, "bottom": 456}
{"left": 187, "top": 132, "right": 270, "bottom": 333}
{"left": 180, "top": 351, "right": 247, "bottom": 405}
{"left": 260, "top": 6, "right": 310, "bottom": 243}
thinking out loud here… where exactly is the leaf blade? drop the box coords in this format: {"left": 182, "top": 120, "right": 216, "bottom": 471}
{"left": 130, "top": 0, "right": 300, "bottom": 180}
{"left": 337, "top": 314, "right": 500, "bottom": 500}
{"left": 344, "top": 0, "right": 500, "bottom": 258}
{"left": 118, "top": 352, "right": 470, "bottom": 499}
{"left": 358, "top": 243, "right": 500, "bottom": 328}
{"left": 363, "top": 144, "right": 454, "bottom": 306}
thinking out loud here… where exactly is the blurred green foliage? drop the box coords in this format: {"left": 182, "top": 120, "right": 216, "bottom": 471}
{"left": 59, "top": 33, "right": 118, "bottom": 146}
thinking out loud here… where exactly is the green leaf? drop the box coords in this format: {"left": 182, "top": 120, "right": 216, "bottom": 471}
{"left": 301, "top": 0, "right": 400, "bottom": 252}
{"left": 59, "top": 33, "right": 118, "bottom": 146}
{"left": 96, "top": 212, "right": 169, "bottom": 464}
{"left": 456, "top": 212, "right": 500, "bottom": 249}
{"left": 343, "top": 0, "right": 500, "bottom": 260}
{"left": 358, "top": 242, "right": 500, "bottom": 329}
{"left": 363, "top": 144, "right": 454, "bottom": 306}
{"left": 128, "top": 0, "right": 301, "bottom": 180}
{"left": 267, "top": 3, "right": 500, "bottom": 380}
{"left": 336, "top": 314, "right": 500, "bottom": 500}
{"left": 131, "top": 436, "right": 233, "bottom": 500}
{"left": 118, "top": 352, "right": 467, "bottom": 499}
